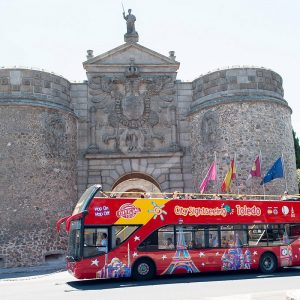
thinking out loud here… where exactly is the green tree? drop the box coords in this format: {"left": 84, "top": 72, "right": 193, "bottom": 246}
{"left": 293, "top": 130, "right": 300, "bottom": 169}
{"left": 297, "top": 169, "right": 300, "bottom": 193}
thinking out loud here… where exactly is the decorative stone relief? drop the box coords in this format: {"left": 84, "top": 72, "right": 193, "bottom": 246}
{"left": 201, "top": 111, "right": 219, "bottom": 147}
{"left": 88, "top": 70, "right": 176, "bottom": 153}
{"left": 44, "top": 114, "right": 67, "bottom": 159}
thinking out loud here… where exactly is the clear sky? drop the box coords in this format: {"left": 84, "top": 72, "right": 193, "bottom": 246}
{"left": 1, "top": 0, "right": 299, "bottom": 137}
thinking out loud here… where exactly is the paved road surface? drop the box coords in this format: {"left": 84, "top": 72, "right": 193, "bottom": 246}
{"left": 1, "top": 267, "right": 300, "bottom": 300}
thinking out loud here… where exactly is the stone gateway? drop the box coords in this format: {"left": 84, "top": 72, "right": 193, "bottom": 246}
{"left": 0, "top": 10, "right": 297, "bottom": 268}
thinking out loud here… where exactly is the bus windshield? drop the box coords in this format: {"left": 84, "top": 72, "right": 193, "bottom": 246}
{"left": 72, "top": 185, "right": 101, "bottom": 215}
{"left": 67, "top": 219, "right": 81, "bottom": 260}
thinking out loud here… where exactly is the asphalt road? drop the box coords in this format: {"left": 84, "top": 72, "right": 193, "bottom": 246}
{"left": 1, "top": 267, "right": 300, "bottom": 300}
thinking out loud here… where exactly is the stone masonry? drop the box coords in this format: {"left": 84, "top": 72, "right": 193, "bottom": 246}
{"left": 0, "top": 69, "right": 77, "bottom": 268}
{"left": 0, "top": 17, "right": 298, "bottom": 268}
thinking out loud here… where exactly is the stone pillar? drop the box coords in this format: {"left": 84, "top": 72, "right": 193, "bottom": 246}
{"left": 87, "top": 106, "right": 99, "bottom": 153}
{"left": 170, "top": 105, "right": 179, "bottom": 151}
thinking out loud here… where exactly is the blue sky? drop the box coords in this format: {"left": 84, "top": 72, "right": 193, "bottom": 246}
{"left": 1, "top": 0, "right": 299, "bottom": 137}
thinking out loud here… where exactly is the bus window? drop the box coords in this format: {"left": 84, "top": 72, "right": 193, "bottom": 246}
{"left": 194, "top": 227, "right": 205, "bottom": 249}
{"left": 111, "top": 225, "right": 139, "bottom": 249}
{"left": 208, "top": 226, "right": 219, "bottom": 248}
{"left": 83, "top": 228, "right": 108, "bottom": 257}
{"left": 248, "top": 224, "right": 268, "bottom": 246}
{"left": 138, "top": 231, "right": 158, "bottom": 251}
{"left": 234, "top": 225, "right": 248, "bottom": 246}
{"left": 176, "top": 226, "right": 195, "bottom": 249}
{"left": 290, "top": 223, "right": 300, "bottom": 239}
{"left": 267, "top": 224, "right": 298, "bottom": 245}
{"left": 220, "top": 225, "right": 235, "bottom": 248}
{"left": 266, "top": 224, "right": 284, "bottom": 245}
{"left": 158, "top": 226, "right": 175, "bottom": 250}
{"left": 220, "top": 225, "right": 248, "bottom": 248}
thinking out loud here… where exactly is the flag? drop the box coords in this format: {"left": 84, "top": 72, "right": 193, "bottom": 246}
{"left": 260, "top": 157, "right": 284, "bottom": 185}
{"left": 221, "top": 159, "right": 236, "bottom": 192}
{"left": 246, "top": 155, "right": 261, "bottom": 182}
{"left": 199, "top": 161, "right": 216, "bottom": 194}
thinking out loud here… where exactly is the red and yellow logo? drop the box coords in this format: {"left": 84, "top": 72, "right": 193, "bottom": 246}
{"left": 116, "top": 203, "right": 141, "bottom": 219}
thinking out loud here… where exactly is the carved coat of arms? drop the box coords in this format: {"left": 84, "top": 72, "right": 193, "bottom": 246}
{"left": 87, "top": 66, "right": 175, "bottom": 153}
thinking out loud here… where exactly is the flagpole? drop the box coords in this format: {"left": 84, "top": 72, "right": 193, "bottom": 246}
{"left": 260, "top": 150, "right": 266, "bottom": 200}
{"left": 215, "top": 151, "right": 219, "bottom": 194}
{"left": 281, "top": 153, "right": 288, "bottom": 192}
{"left": 199, "top": 163, "right": 211, "bottom": 193}
{"left": 234, "top": 153, "right": 240, "bottom": 195}
{"left": 250, "top": 174, "right": 253, "bottom": 195}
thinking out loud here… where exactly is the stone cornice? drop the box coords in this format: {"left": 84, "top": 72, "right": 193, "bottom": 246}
{"left": 85, "top": 151, "right": 183, "bottom": 160}
{"left": 189, "top": 95, "right": 292, "bottom": 115}
{"left": 0, "top": 98, "right": 77, "bottom": 116}
{"left": 83, "top": 43, "right": 179, "bottom": 65}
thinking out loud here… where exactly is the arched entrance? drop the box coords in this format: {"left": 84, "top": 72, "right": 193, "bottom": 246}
{"left": 112, "top": 172, "right": 161, "bottom": 198}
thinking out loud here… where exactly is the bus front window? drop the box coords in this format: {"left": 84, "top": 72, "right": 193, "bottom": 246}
{"left": 68, "top": 220, "right": 82, "bottom": 261}
{"left": 83, "top": 228, "right": 108, "bottom": 257}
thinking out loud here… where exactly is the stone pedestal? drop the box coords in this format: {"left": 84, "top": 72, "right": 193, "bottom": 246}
{"left": 124, "top": 33, "right": 139, "bottom": 43}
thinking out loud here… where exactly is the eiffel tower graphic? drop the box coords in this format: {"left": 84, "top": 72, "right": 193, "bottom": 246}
{"left": 162, "top": 226, "right": 199, "bottom": 275}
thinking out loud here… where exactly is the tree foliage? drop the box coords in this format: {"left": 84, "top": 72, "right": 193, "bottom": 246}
{"left": 297, "top": 169, "right": 300, "bottom": 193}
{"left": 293, "top": 130, "right": 300, "bottom": 169}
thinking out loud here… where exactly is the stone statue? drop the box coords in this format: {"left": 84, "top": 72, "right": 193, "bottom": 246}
{"left": 123, "top": 9, "right": 137, "bottom": 35}
{"left": 123, "top": 8, "right": 139, "bottom": 43}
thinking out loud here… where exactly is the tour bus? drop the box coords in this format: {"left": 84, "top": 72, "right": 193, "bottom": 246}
{"left": 57, "top": 184, "right": 300, "bottom": 280}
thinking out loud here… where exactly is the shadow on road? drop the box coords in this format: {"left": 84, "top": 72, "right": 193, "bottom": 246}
{"left": 0, "top": 264, "right": 66, "bottom": 280}
{"left": 66, "top": 267, "right": 300, "bottom": 291}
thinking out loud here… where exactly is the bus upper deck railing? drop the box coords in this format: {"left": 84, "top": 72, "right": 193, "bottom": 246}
{"left": 99, "top": 191, "right": 300, "bottom": 201}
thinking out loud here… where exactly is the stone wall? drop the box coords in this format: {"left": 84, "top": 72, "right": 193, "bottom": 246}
{"left": 190, "top": 68, "right": 297, "bottom": 195}
{"left": 0, "top": 69, "right": 77, "bottom": 268}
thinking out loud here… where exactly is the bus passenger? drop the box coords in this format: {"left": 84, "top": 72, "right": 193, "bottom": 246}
{"left": 210, "top": 235, "right": 218, "bottom": 247}
{"left": 101, "top": 233, "right": 108, "bottom": 246}
{"left": 188, "top": 240, "right": 196, "bottom": 249}
{"left": 166, "top": 238, "right": 174, "bottom": 249}
{"left": 222, "top": 236, "right": 229, "bottom": 247}
{"left": 163, "top": 193, "right": 169, "bottom": 199}
{"left": 116, "top": 237, "right": 121, "bottom": 246}
{"left": 281, "top": 191, "right": 289, "bottom": 200}
{"left": 172, "top": 191, "right": 180, "bottom": 199}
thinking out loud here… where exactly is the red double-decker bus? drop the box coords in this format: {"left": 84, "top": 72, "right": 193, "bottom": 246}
{"left": 57, "top": 184, "right": 300, "bottom": 280}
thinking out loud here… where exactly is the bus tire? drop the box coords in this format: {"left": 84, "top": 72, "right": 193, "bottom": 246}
{"left": 259, "top": 252, "right": 277, "bottom": 274}
{"left": 132, "top": 258, "right": 155, "bottom": 281}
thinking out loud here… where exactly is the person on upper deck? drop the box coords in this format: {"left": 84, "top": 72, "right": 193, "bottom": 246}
{"left": 281, "top": 191, "right": 289, "bottom": 200}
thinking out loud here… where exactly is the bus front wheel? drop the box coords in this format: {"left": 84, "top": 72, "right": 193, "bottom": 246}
{"left": 132, "top": 258, "right": 155, "bottom": 281}
{"left": 259, "top": 252, "right": 277, "bottom": 273}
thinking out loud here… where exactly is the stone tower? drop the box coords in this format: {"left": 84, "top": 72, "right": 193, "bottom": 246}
{"left": 0, "top": 69, "right": 77, "bottom": 267}
{"left": 190, "top": 68, "right": 297, "bottom": 195}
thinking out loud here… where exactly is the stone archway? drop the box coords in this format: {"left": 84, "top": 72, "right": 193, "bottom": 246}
{"left": 112, "top": 172, "right": 161, "bottom": 197}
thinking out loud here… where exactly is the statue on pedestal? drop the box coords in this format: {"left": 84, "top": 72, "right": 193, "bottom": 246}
{"left": 123, "top": 8, "right": 139, "bottom": 43}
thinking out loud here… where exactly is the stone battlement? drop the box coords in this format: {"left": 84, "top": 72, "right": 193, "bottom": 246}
{"left": 191, "top": 67, "right": 285, "bottom": 112}
{"left": 0, "top": 68, "right": 72, "bottom": 112}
